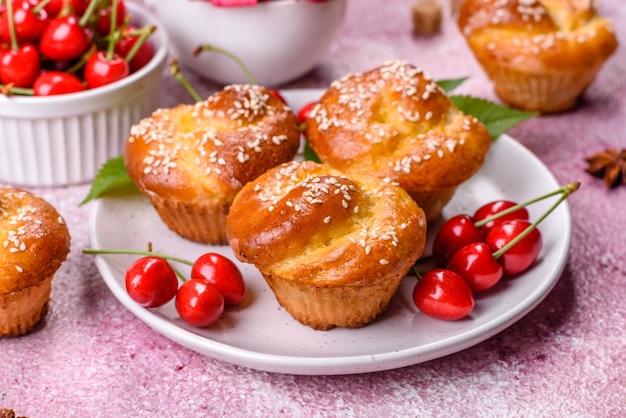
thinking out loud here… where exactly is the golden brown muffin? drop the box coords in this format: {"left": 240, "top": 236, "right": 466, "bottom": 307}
{"left": 226, "top": 160, "right": 427, "bottom": 330}
{"left": 458, "top": 0, "right": 618, "bottom": 113}
{"left": 125, "top": 84, "right": 301, "bottom": 244}
{"left": 305, "top": 60, "right": 491, "bottom": 222}
{"left": 0, "top": 188, "right": 71, "bottom": 337}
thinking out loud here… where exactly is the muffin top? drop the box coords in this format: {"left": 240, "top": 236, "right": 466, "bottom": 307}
{"left": 458, "top": 0, "right": 618, "bottom": 73}
{"left": 0, "top": 187, "right": 71, "bottom": 295}
{"left": 305, "top": 60, "right": 491, "bottom": 190}
{"left": 125, "top": 84, "right": 301, "bottom": 207}
{"left": 226, "top": 160, "right": 426, "bottom": 286}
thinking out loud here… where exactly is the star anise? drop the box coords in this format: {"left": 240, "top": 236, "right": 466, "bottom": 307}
{"left": 584, "top": 148, "right": 626, "bottom": 188}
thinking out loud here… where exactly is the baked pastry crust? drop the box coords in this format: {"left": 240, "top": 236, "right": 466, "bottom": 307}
{"left": 305, "top": 60, "right": 491, "bottom": 221}
{"left": 125, "top": 84, "right": 301, "bottom": 244}
{"left": 0, "top": 187, "right": 71, "bottom": 337}
{"left": 458, "top": 0, "right": 618, "bottom": 112}
{"left": 226, "top": 160, "right": 427, "bottom": 330}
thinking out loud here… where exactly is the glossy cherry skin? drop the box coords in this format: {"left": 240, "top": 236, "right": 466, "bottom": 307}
{"left": 175, "top": 279, "right": 225, "bottom": 328}
{"left": 0, "top": 0, "right": 49, "bottom": 43}
{"left": 269, "top": 89, "right": 287, "bottom": 104}
{"left": 485, "top": 219, "right": 542, "bottom": 276}
{"left": 95, "top": 0, "right": 126, "bottom": 35}
{"left": 114, "top": 27, "right": 154, "bottom": 72}
{"left": 44, "top": 0, "right": 89, "bottom": 17}
{"left": 39, "top": 15, "right": 92, "bottom": 61}
{"left": 84, "top": 51, "right": 129, "bottom": 88}
{"left": 191, "top": 253, "right": 246, "bottom": 305}
{"left": 413, "top": 268, "right": 475, "bottom": 321}
{"left": 33, "top": 71, "right": 86, "bottom": 95}
{"left": 125, "top": 256, "right": 179, "bottom": 308}
{"left": 473, "top": 200, "right": 529, "bottom": 235}
{"left": 432, "top": 214, "right": 484, "bottom": 266}
{"left": 447, "top": 242, "right": 503, "bottom": 292}
{"left": 297, "top": 101, "right": 317, "bottom": 124}
{"left": 0, "top": 43, "right": 40, "bottom": 88}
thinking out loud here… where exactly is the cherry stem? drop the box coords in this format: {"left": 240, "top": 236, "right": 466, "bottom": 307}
{"left": 0, "top": 83, "right": 34, "bottom": 96}
{"left": 106, "top": 0, "right": 120, "bottom": 60}
{"left": 5, "top": 0, "right": 18, "bottom": 51}
{"left": 169, "top": 58, "right": 202, "bottom": 103}
{"left": 80, "top": 0, "right": 101, "bottom": 27}
{"left": 32, "top": 0, "right": 51, "bottom": 15}
{"left": 474, "top": 182, "right": 581, "bottom": 228}
{"left": 83, "top": 248, "right": 194, "bottom": 266}
{"left": 492, "top": 181, "right": 580, "bottom": 260}
{"left": 193, "top": 44, "right": 258, "bottom": 85}
{"left": 124, "top": 25, "right": 156, "bottom": 64}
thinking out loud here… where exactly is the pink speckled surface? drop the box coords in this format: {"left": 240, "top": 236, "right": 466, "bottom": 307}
{"left": 2, "top": 0, "right": 626, "bottom": 416}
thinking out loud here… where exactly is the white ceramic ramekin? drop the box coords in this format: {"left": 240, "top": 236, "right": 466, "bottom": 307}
{"left": 0, "top": 2, "right": 168, "bottom": 187}
{"left": 143, "top": 0, "right": 347, "bottom": 87}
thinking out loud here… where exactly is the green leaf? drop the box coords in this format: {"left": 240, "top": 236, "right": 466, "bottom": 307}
{"left": 80, "top": 155, "right": 137, "bottom": 205}
{"left": 437, "top": 77, "right": 469, "bottom": 93}
{"left": 449, "top": 95, "right": 538, "bottom": 139}
{"left": 303, "top": 139, "right": 321, "bottom": 163}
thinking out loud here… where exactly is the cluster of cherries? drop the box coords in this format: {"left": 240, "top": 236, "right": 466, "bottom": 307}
{"left": 411, "top": 182, "right": 579, "bottom": 321}
{"left": 84, "top": 248, "right": 246, "bottom": 328}
{"left": 0, "top": 0, "right": 154, "bottom": 96}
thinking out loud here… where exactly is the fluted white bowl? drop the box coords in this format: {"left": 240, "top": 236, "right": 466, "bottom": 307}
{"left": 144, "top": 0, "right": 347, "bottom": 86}
{"left": 0, "top": 2, "right": 168, "bottom": 187}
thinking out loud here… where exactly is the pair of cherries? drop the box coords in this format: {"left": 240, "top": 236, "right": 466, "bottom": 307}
{"left": 412, "top": 182, "right": 579, "bottom": 321}
{"left": 84, "top": 248, "right": 246, "bottom": 328}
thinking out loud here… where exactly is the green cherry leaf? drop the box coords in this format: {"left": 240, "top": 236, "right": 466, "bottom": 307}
{"left": 437, "top": 77, "right": 469, "bottom": 93}
{"left": 449, "top": 94, "right": 538, "bottom": 139}
{"left": 80, "top": 155, "right": 137, "bottom": 206}
{"left": 303, "top": 139, "right": 321, "bottom": 163}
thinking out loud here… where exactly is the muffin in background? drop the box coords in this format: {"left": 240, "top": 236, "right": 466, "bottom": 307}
{"left": 458, "top": 0, "right": 618, "bottom": 113}
{"left": 125, "top": 84, "right": 301, "bottom": 245}
{"left": 305, "top": 60, "right": 491, "bottom": 222}
{"left": 226, "top": 160, "right": 427, "bottom": 331}
{"left": 0, "top": 188, "right": 71, "bottom": 338}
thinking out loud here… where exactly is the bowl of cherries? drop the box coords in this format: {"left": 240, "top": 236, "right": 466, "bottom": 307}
{"left": 0, "top": 0, "right": 168, "bottom": 187}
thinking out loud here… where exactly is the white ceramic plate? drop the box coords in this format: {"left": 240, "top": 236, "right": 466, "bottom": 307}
{"left": 88, "top": 89, "right": 572, "bottom": 375}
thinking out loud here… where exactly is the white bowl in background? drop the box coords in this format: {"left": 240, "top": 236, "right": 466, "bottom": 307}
{"left": 0, "top": 2, "right": 168, "bottom": 187}
{"left": 144, "top": 0, "right": 347, "bottom": 87}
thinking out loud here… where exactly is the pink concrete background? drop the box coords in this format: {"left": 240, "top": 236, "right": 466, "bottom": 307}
{"left": 2, "top": 0, "right": 625, "bottom": 416}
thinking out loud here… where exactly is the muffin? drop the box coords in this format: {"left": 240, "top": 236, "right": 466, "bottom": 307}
{"left": 125, "top": 84, "right": 301, "bottom": 244}
{"left": 226, "top": 160, "right": 427, "bottom": 330}
{"left": 458, "top": 0, "right": 618, "bottom": 113}
{"left": 0, "top": 187, "right": 71, "bottom": 337}
{"left": 305, "top": 60, "right": 492, "bottom": 221}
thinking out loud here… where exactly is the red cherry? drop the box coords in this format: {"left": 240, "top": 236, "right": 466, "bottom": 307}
{"left": 297, "top": 101, "right": 317, "bottom": 124}
{"left": 447, "top": 242, "right": 503, "bottom": 292}
{"left": 95, "top": 0, "right": 126, "bottom": 36}
{"left": 269, "top": 89, "right": 287, "bottom": 104}
{"left": 412, "top": 268, "right": 475, "bottom": 321}
{"left": 0, "top": 43, "right": 40, "bottom": 88}
{"left": 485, "top": 219, "right": 542, "bottom": 276}
{"left": 33, "top": 71, "right": 86, "bottom": 95}
{"left": 39, "top": 15, "right": 92, "bottom": 61}
{"left": 84, "top": 50, "right": 129, "bottom": 88}
{"left": 44, "top": 0, "right": 89, "bottom": 17}
{"left": 0, "top": 0, "right": 49, "bottom": 43}
{"left": 125, "top": 256, "right": 179, "bottom": 308}
{"left": 432, "top": 214, "right": 484, "bottom": 266}
{"left": 175, "top": 279, "right": 225, "bottom": 328}
{"left": 473, "top": 200, "right": 529, "bottom": 234}
{"left": 191, "top": 253, "right": 246, "bottom": 306}
{"left": 114, "top": 26, "right": 154, "bottom": 73}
